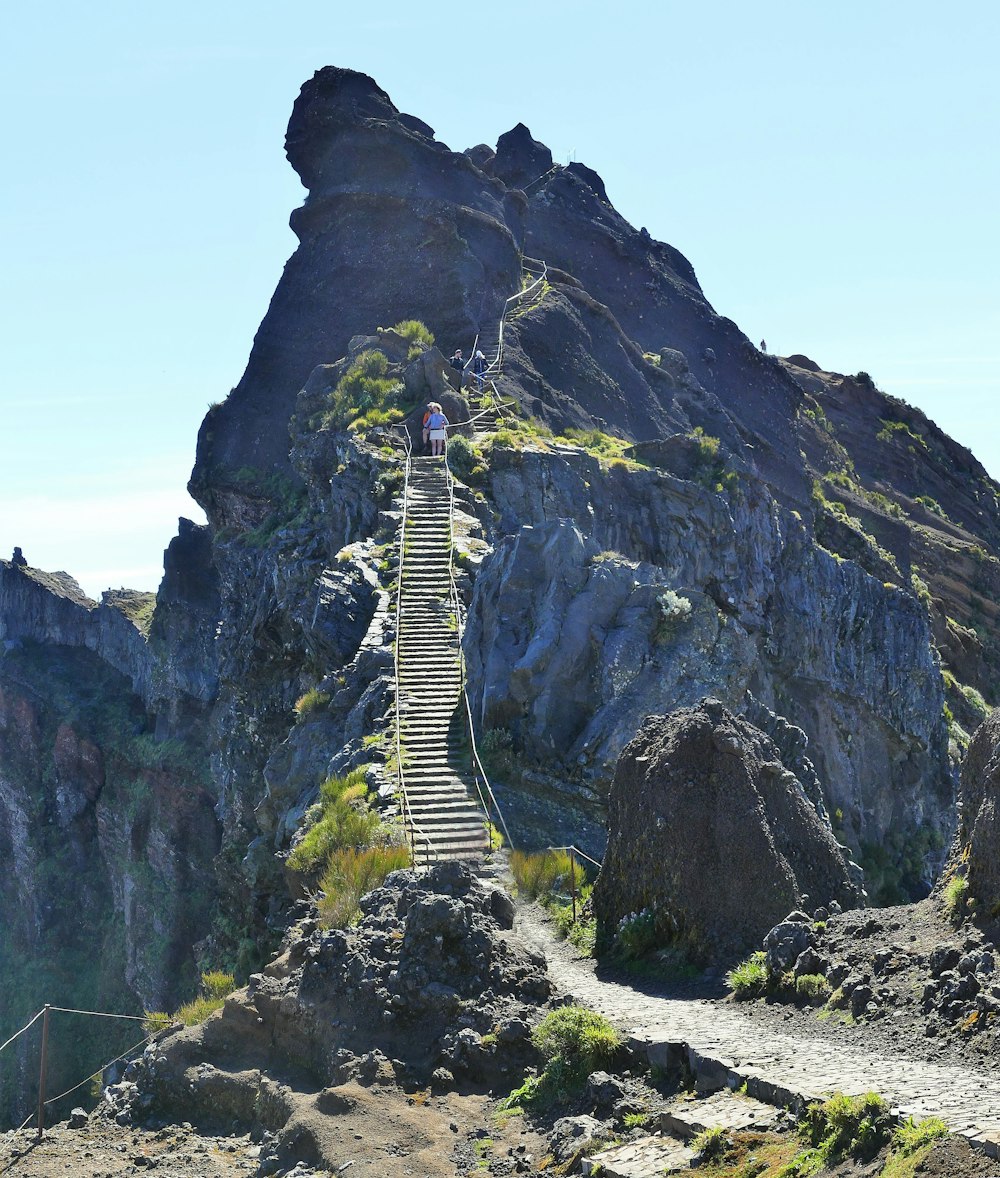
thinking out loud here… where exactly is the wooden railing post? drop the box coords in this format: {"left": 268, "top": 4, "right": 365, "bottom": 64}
{"left": 36, "top": 1004, "right": 50, "bottom": 1140}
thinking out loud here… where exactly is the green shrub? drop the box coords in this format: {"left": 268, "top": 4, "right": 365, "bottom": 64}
{"left": 892, "top": 1116, "right": 948, "bottom": 1156}
{"left": 726, "top": 951, "right": 769, "bottom": 1000}
{"left": 479, "top": 727, "right": 515, "bottom": 776}
{"left": 320, "top": 350, "right": 404, "bottom": 429}
{"left": 348, "top": 406, "right": 405, "bottom": 432}
{"left": 914, "top": 494, "right": 947, "bottom": 519}
{"left": 491, "top": 427, "right": 518, "bottom": 449}
{"left": 801, "top": 1091, "right": 892, "bottom": 1163}
{"left": 613, "top": 909, "right": 659, "bottom": 960}
{"left": 142, "top": 1010, "right": 172, "bottom": 1035}
{"left": 510, "top": 848, "right": 585, "bottom": 900}
{"left": 287, "top": 767, "right": 381, "bottom": 874}
{"left": 447, "top": 434, "right": 483, "bottom": 482}
{"left": 531, "top": 1006, "right": 621, "bottom": 1075}
{"left": 294, "top": 688, "right": 330, "bottom": 718}
{"left": 877, "top": 418, "right": 927, "bottom": 449}
{"left": 795, "top": 974, "right": 832, "bottom": 1005}
{"left": 317, "top": 844, "right": 412, "bottom": 928}
{"left": 654, "top": 589, "right": 692, "bottom": 643}
{"left": 568, "top": 917, "right": 597, "bottom": 956}
{"left": 692, "top": 1125, "right": 729, "bottom": 1161}
{"left": 556, "top": 427, "right": 628, "bottom": 457}
{"left": 942, "top": 873, "right": 968, "bottom": 921}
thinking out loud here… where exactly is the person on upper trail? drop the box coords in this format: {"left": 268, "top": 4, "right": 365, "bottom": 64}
{"left": 450, "top": 349, "right": 464, "bottom": 372}
{"left": 471, "top": 349, "right": 487, "bottom": 392}
{"left": 426, "top": 402, "right": 450, "bottom": 457}
{"left": 760, "top": 339, "right": 768, "bottom": 352}
{"left": 421, "top": 402, "right": 434, "bottom": 452}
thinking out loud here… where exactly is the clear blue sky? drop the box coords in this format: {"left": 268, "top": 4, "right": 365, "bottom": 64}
{"left": 2, "top": 1, "right": 997, "bottom": 599}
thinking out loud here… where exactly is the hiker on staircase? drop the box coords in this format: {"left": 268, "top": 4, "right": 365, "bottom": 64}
{"left": 471, "top": 349, "right": 487, "bottom": 392}
{"left": 426, "top": 402, "right": 450, "bottom": 457}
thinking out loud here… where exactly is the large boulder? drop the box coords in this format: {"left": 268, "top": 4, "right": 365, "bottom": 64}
{"left": 956, "top": 709, "right": 1000, "bottom": 916}
{"left": 591, "top": 699, "right": 863, "bottom": 964}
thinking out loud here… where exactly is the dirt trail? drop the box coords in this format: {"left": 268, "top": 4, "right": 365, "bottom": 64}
{"left": 516, "top": 904, "right": 1000, "bottom": 1146}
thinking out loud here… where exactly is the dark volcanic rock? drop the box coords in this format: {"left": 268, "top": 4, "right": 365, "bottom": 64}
{"left": 136, "top": 864, "right": 551, "bottom": 1134}
{"left": 191, "top": 66, "right": 523, "bottom": 511}
{"left": 957, "top": 710, "right": 1000, "bottom": 918}
{"left": 521, "top": 161, "right": 810, "bottom": 504}
{"left": 493, "top": 123, "right": 553, "bottom": 190}
{"left": 592, "top": 700, "right": 862, "bottom": 963}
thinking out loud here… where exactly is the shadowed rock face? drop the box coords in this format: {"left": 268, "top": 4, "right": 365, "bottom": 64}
{"left": 520, "top": 166, "right": 810, "bottom": 504}
{"left": 191, "top": 66, "right": 523, "bottom": 514}
{"left": 957, "top": 710, "right": 1000, "bottom": 919}
{"left": 592, "top": 700, "right": 863, "bottom": 965}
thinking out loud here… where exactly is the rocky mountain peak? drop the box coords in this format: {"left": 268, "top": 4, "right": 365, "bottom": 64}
{"left": 492, "top": 121, "right": 553, "bottom": 188}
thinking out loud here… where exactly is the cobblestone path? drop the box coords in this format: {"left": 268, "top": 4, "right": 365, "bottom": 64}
{"left": 517, "top": 905, "right": 1000, "bottom": 1150}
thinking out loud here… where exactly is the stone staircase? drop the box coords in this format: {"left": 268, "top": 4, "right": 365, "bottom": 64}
{"left": 396, "top": 454, "right": 490, "bottom": 862}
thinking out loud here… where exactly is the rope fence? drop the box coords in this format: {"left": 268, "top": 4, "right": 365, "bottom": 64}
{"left": 0, "top": 1003, "right": 161, "bottom": 1141}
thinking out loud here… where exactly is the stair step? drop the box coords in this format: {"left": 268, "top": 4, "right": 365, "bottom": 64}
{"left": 403, "top": 786, "right": 476, "bottom": 799}
{"left": 405, "top": 810, "right": 485, "bottom": 825}
{"left": 403, "top": 777, "right": 469, "bottom": 790}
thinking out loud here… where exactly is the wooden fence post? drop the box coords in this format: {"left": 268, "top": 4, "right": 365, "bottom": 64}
{"left": 36, "top": 1004, "right": 50, "bottom": 1140}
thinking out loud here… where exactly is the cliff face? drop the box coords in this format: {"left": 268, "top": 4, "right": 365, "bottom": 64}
{"left": 463, "top": 438, "right": 951, "bottom": 883}
{"left": 4, "top": 65, "right": 1000, "bottom": 1124}
{"left": 786, "top": 357, "right": 1000, "bottom": 744}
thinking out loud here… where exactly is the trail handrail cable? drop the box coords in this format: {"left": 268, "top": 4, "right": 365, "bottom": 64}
{"left": 443, "top": 446, "right": 513, "bottom": 852}
{"left": 0, "top": 1009, "right": 45, "bottom": 1057}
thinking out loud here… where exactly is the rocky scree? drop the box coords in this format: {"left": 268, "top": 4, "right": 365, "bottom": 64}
{"left": 125, "top": 866, "right": 552, "bottom": 1143}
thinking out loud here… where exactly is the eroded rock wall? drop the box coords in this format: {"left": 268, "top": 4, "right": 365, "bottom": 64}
{"left": 464, "top": 442, "right": 952, "bottom": 886}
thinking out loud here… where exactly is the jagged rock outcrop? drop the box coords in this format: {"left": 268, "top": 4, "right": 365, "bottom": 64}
{"left": 0, "top": 641, "right": 219, "bottom": 1125}
{"left": 0, "top": 561, "right": 152, "bottom": 696}
{"left": 592, "top": 700, "right": 863, "bottom": 964}
{"left": 130, "top": 865, "right": 551, "bottom": 1170}
{"left": 191, "top": 66, "right": 524, "bottom": 510}
{"left": 956, "top": 710, "right": 1000, "bottom": 919}
{"left": 785, "top": 355, "right": 1000, "bottom": 744}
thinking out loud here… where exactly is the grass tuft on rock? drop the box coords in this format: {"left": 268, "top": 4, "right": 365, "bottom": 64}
{"left": 317, "top": 844, "right": 411, "bottom": 929}
{"left": 942, "top": 872, "right": 969, "bottom": 922}
{"left": 726, "top": 951, "right": 770, "bottom": 1000}
{"left": 391, "top": 318, "right": 434, "bottom": 358}
{"left": 319, "top": 349, "right": 406, "bottom": 430}
{"left": 287, "top": 767, "right": 382, "bottom": 875}
{"left": 800, "top": 1091, "right": 892, "bottom": 1165}
{"left": 500, "top": 1006, "right": 621, "bottom": 1113}
{"left": 294, "top": 687, "right": 330, "bottom": 718}
{"left": 144, "top": 970, "right": 238, "bottom": 1032}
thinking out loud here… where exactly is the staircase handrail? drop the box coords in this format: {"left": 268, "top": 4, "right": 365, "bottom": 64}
{"left": 388, "top": 421, "right": 438, "bottom": 866}
{"left": 443, "top": 449, "right": 514, "bottom": 852}
{"left": 485, "top": 257, "right": 547, "bottom": 380}
{"left": 545, "top": 844, "right": 602, "bottom": 870}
